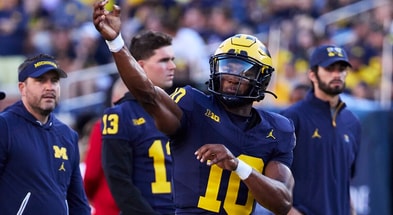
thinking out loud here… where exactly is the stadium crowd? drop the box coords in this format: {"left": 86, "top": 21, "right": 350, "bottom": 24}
{"left": 0, "top": 0, "right": 392, "bottom": 214}
{"left": 1, "top": 0, "right": 391, "bottom": 107}
{"left": 0, "top": 0, "right": 391, "bottom": 146}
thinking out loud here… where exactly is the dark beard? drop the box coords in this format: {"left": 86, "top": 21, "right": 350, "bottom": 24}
{"left": 40, "top": 109, "right": 52, "bottom": 116}
{"left": 315, "top": 73, "right": 345, "bottom": 96}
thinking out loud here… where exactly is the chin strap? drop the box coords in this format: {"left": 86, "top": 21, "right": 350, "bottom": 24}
{"left": 264, "top": 90, "right": 278, "bottom": 99}
{"left": 256, "top": 90, "right": 277, "bottom": 101}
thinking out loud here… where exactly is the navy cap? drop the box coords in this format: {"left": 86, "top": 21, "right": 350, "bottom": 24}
{"left": 0, "top": 91, "right": 5, "bottom": 100}
{"left": 310, "top": 45, "right": 352, "bottom": 68}
{"left": 18, "top": 58, "right": 67, "bottom": 82}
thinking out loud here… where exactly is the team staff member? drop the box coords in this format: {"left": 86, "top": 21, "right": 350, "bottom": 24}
{"left": 101, "top": 30, "right": 176, "bottom": 214}
{"left": 93, "top": 1, "right": 295, "bottom": 214}
{"left": 0, "top": 54, "right": 91, "bottom": 214}
{"left": 281, "top": 45, "right": 361, "bottom": 215}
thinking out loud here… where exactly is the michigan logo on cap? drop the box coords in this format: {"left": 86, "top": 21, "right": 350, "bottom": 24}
{"left": 34, "top": 61, "right": 58, "bottom": 68}
{"left": 327, "top": 47, "right": 345, "bottom": 58}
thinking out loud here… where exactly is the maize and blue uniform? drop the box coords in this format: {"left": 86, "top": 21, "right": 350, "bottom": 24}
{"left": 102, "top": 93, "right": 174, "bottom": 215}
{"left": 169, "top": 86, "right": 295, "bottom": 215}
{"left": 280, "top": 90, "right": 361, "bottom": 215}
{"left": 0, "top": 101, "right": 90, "bottom": 215}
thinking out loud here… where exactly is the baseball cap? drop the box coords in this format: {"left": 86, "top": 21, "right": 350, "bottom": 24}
{"left": 0, "top": 91, "right": 5, "bottom": 100}
{"left": 18, "top": 57, "right": 67, "bottom": 82}
{"left": 309, "top": 45, "right": 352, "bottom": 68}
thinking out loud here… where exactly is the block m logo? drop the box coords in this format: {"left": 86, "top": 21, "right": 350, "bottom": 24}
{"left": 53, "top": 146, "right": 68, "bottom": 160}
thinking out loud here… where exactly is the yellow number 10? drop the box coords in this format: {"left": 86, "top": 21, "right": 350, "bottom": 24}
{"left": 198, "top": 155, "right": 264, "bottom": 215}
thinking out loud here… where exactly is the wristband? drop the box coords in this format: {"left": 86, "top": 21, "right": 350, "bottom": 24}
{"left": 105, "top": 33, "right": 124, "bottom": 52}
{"left": 234, "top": 159, "right": 252, "bottom": 180}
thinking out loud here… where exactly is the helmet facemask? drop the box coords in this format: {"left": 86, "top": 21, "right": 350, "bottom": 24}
{"left": 208, "top": 54, "right": 274, "bottom": 107}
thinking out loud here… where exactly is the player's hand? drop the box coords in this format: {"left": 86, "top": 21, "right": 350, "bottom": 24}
{"left": 195, "top": 144, "right": 238, "bottom": 171}
{"left": 92, "top": 0, "right": 121, "bottom": 41}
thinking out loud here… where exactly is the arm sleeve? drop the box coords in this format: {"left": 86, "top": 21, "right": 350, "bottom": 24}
{"left": 102, "top": 138, "right": 159, "bottom": 215}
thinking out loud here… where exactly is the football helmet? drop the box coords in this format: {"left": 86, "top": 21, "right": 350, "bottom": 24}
{"left": 208, "top": 34, "right": 276, "bottom": 107}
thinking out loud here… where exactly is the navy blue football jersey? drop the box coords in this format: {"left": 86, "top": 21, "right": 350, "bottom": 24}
{"left": 102, "top": 94, "right": 174, "bottom": 214}
{"left": 169, "top": 86, "right": 295, "bottom": 214}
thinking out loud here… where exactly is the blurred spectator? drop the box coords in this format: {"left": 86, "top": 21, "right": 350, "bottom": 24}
{"left": 121, "top": 1, "right": 162, "bottom": 47}
{"left": 159, "top": 5, "right": 210, "bottom": 92}
{"left": 0, "top": 0, "right": 29, "bottom": 56}
{"left": 49, "top": 25, "right": 78, "bottom": 72}
{"left": 47, "top": 22, "right": 113, "bottom": 98}
{"left": 73, "top": 22, "right": 112, "bottom": 68}
{"left": 204, "top": 4, "right": 238, "bottom": 47}
{"left": 345, "top": 44, "right": 381, "bottom": 99}
{"left": 50, "top": 0, "right": 91, "bottom": 29}
{"left": 180, "top": 4, "right": 209, "bottom": 40}
{"left": 351, "top": 81, "right": 374, "bottom": 100}
{"left": 0, "top": 0, "right": 27, "bottom": 95}
{"left": 289, "top": 84, "right": 311, "bottom": 104}
{"left": 265, "top": 16, "right": 315, "bottom": 106}
{"left": 21, "top": 0, "right": 49, "bottom": 54}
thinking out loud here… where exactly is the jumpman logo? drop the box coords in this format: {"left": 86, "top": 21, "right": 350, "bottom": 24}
{"left": 58, "top": 162, "right": 66, "bottom": 171}
{"left": 312, "top": 129, "right": 322, "bottom": 139}
{"left": 266, "top": 129, "right": 276, "bottom": 139}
